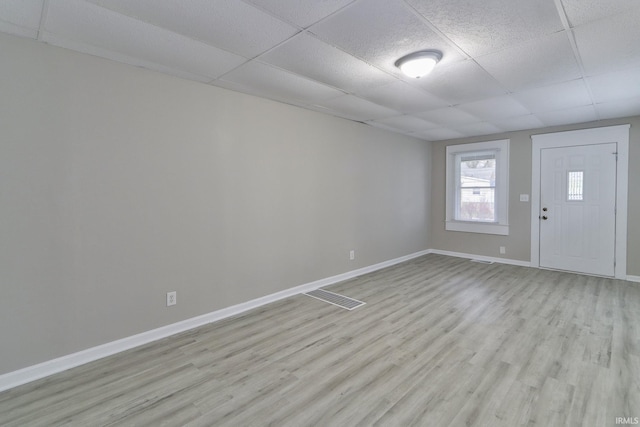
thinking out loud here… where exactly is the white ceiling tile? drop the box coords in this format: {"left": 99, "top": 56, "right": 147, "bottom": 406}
{"left": 574, "top": 8, "right": 640, "bottom": 75}
{"left": 414, "top": 127, "right": 465, "bottom": 141}
{"left": 365, "top": 120, "right": 408, "bottom": 133}
{"left": 457, "top": 95, "right": 530, "bottom": 121}
{"left": 356, "top": 81, "right": 448, "bottom": 113}
{"left": 313, "top": 95, "right": 399, "bottom": 121}
{"left": 85, "top": 0, "right": 299, "bottom": 58}
{"left": 535, "top": 105, "right": 598, "bottom": 127}
{"left": 560, "top": 0, "right": 640, "bottom": 27}
{"left": 587, "top": 68, "right": 640, "bottom": 103}
{"left": 594, "top": 97, "right": 640, "bottom": 120}
{"left": 371, "top": 115, "right": 438, "bottom": 132}
{"left": 47, "top": 34, "right": 218, "bottom": 82}
{"left": 303, "top": 103, "right": 350, "bottom": 120}
{"left": 260, "top": 32, "right": 397, "bottom": 93}
{"left": 43, "top": 0, "right": 246, "bottom": 80}
{"left": 492, "top": 114, "right": 545, "bottom": 132}
{"left": 513, "top": 79, "right": 592, "bottom": 113}
{"left": 476, "top": 31, "right": 581, "bottom": 92}
{"left": 454, "top": 122, "right": 504, "bottom": 137}
{"left": 310, "top": 0, "right": 465, "bottom": 76}
{"left": 212, "top": 78, "right": 270, "bottom": 99}
{"left": 218, "top": 61, "right": 344, "bottom": 105}
{"left": 1, "top": 0, "right": 637, "bottom": 137}
{"left": 245, "top": 0, "right": 356, "bottom": 28}
{"left": 407, "top": 0, "right": 564, "bottom": 56}
{"left": 0, "top": 0, "right": 44, "bottom": 38}
{"left": 415, "top": 107, "right": 481, "bottom": 126}
{"left": 0, "top": 21, "right": 36, "bottom": 39}
{"left": 212, "top": 78, "right": 310, "bottom": 110}
{"left": 415, "top": 59, "right": 507, "bottom": 105}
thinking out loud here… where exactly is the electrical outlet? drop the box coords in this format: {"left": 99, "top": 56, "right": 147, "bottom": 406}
{"left": 167, "top": 291, "right": 177, "bottom": 307}
{"left": 349, "top": 250, "right": 355, "bottom": 260}
{"left": 499, "top": 246, "right": 506, "bottom": 255}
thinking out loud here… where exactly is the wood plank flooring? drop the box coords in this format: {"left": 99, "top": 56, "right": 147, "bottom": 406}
{"left": 1, "top": 254, "right": 639, "bottom": 426}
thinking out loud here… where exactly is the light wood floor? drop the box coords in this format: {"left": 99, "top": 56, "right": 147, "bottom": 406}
{"left": 1, "top": 254, "right": 639, "bottom": 426}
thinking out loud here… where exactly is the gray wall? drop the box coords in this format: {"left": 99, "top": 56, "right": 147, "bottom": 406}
{"left": 0, "top": 34, "right": 431, "bottom": 375}
{"left": 430, "top": 116, "right": 640, "bottom": 273}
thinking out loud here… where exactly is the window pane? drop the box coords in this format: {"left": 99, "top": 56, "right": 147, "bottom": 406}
{"left": 459, "top": 187, "right": 495, "bottom": 221}
{"left": 567, "top": 171, "right": 584, "bottom": 201}
{"left": 457, "top": 153, "right": 496, "bottom": 221}
{"left": 460, "top": 157, "right": 495, "bottom": 188}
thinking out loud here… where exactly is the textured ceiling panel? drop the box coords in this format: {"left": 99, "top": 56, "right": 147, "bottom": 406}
{"left": 415, "top": 127, "right": 465, "bottom": 141}
{"left": 1, "top": 0, "right": 639, "bottom": 140}
{"left": 0, "top": 0, "right": 43, "bottom": 39}
{"left": 44, "top": 0, "right": 246, "bottom": 80}
{"left": 218, "top": 61, "right": 344, "bottom": 106}
{"left": 244, "top": 0, "right": 356, "bottom": 28}
{"left": 574, "top": 9, "right": 640, "bottom": 76}
{"left": 594, "top": 97, "right": 640, "bottom": 120}
{"left": 260, "top": 32, "right": 396, "bottom": 93}
{"left": 536, "top": 105, "right": 598, "bottom": 127}
{"left": 313, "top": 95, "right": 399, "bottom": 121}
{"left": 366, "top": 120, "right": 410, "bottom": 134}
{"left": 85, "top": 0, "right": 299, "bottom": 58}
{"left": 455, "top": 122, "right": 505, "bottom": 137}
{"left": 415, "top": 59, "right": 507, "bottom": 105}
{"left": 560, "top": 0, "right": 640, "bottom": 27}
{"left": 407, "top": 0, "right": 564, "bottom": 56}
{"left": 513, "top": 79, "right": 592, "bottom": 113}
{"left": 356, "top": 81, "right": 448, "bottom": 113}
{"left": 587, "top": 68, "right": 640, "bottom": 103}
{"left": 216, "top": 61, "right": 344, "bottom": 104}
{"left": 476, "top": 31, "right": 581, "bottom": 92}
{"left": 310, "top": 0, "right": 464, "bottom": 76}
{"left": 493, "top": 114, "right": 545, "bottom": 131}
{"left": 415, "top": 107, "right": 481, "bottom": 126}
{"left": 457, "top": 95, "right": 530, "bottom": 121}
{"left": 371, "top": 115, "right": 438, "bottom": 132}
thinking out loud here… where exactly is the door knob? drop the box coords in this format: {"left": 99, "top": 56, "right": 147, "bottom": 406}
{"left": 542, "top": 207, "right": 548, "bottom": 212}
{"left": 541, "top": 215, "right": 548, "bottom": 220}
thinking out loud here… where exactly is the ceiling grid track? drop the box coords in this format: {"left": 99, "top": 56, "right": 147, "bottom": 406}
{"left": 36, "top": 0, "right": 50, "bottom": 42}
{"left": 552, "top": 0, "right": 600, "bottom": 120}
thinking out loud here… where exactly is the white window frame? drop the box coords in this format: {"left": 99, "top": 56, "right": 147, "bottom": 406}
{"left": 445, "top": 139, "right": 510, "bottom": 235}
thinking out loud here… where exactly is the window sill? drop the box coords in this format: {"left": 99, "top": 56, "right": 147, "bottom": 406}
{"left": 445, "top": 221, "right": 509, "bottom": 236}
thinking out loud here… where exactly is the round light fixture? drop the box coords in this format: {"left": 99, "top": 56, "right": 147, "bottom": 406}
{"left": 395, "top": 50, "right": 443, "bottom": 78}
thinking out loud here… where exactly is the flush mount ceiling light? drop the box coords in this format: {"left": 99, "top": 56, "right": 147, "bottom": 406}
{"left": 395, "top": 50, "right": 443, "bottom": 78}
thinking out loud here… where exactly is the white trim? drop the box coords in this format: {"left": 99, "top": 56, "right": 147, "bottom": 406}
{"left": 444, "top": 221, "right": 509, "bottom": 235}
{"left": 0, "top": 249, "right": 430, "bottom": 393}
{"left": 626, "top": 275, "right": 640, "bottom": 283}
{"left": 530, "top": 124, "right": 629, "bottom": 280}
{"left": 429, "top": 249, "right": 531, "bottom": 267}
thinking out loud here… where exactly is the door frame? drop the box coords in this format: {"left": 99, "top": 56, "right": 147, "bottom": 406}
{"left": 530, "top": 124, "right": 629, "bottom": 279}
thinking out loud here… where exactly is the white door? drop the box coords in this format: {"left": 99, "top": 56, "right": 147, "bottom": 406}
{"left": 539, "top": 143, "right": 617, "bottom": 276}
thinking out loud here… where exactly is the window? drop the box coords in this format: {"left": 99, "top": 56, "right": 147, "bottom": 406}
{"left": 446, "top": 139, "right": 509, "bottom": 235}
{"left": 567, "top": 171, "right": 584, "bottom": 201}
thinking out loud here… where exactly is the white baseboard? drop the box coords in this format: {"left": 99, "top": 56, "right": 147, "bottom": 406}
{"left": 428, "top": 249, "right": 531, "bottom": 267}
{"left": 626, "top": 275, "right": 640, "bottom": 283}
{"left": 0, "top": 249, "right": 431, "bottom": 393}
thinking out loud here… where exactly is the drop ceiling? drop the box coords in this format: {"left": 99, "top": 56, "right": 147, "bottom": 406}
{"left": 2, "top": 0, "right": 640, "bottom": 141}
